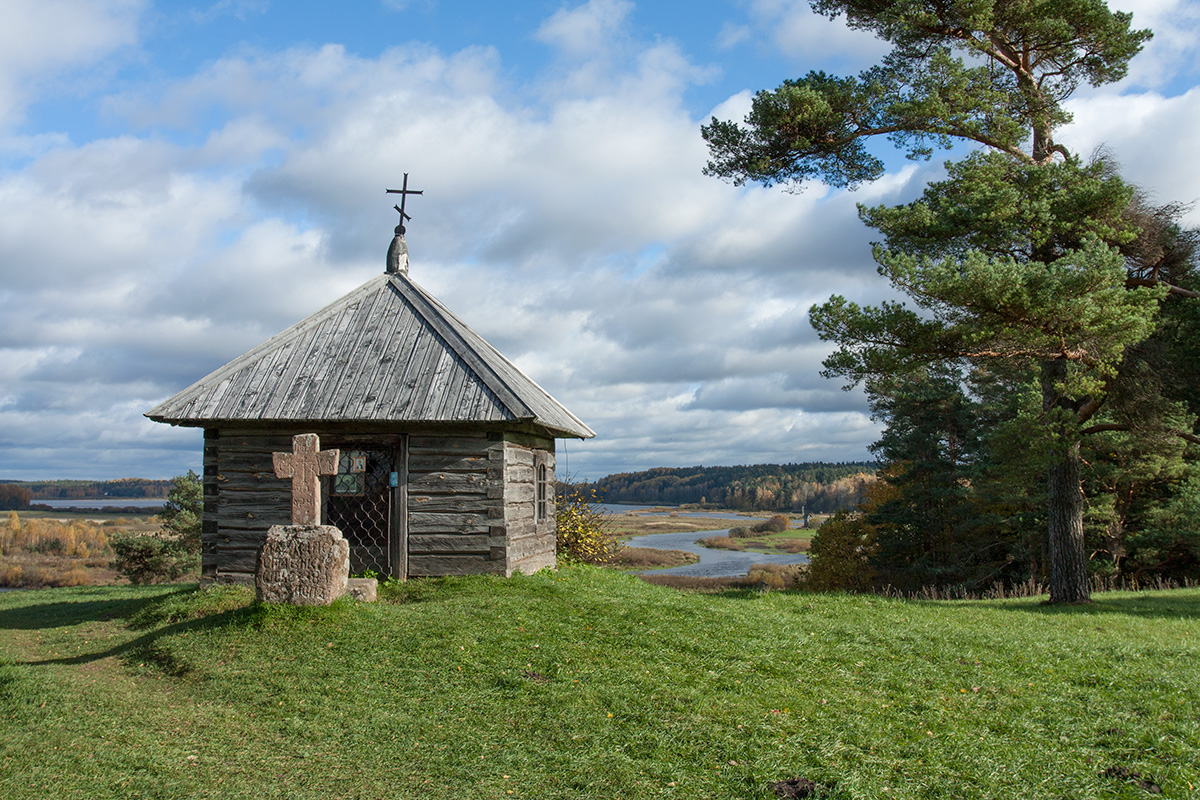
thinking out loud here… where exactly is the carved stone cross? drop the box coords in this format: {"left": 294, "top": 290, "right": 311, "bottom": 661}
{"left": 273, "top": 434, "right": 340, "bottom": 526}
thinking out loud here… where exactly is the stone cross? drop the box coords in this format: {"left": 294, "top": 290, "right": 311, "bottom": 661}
{"left": 273, "top": 434, "right": 340, "bottom": 526}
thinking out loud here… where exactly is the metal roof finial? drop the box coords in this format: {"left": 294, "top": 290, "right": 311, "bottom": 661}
{"left": 385, "top": 173, "right": 423, "bottom": 236}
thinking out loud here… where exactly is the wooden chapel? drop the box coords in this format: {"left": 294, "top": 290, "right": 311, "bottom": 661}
{"left": 146, "top": 193, "right": 594, "bottom": 585}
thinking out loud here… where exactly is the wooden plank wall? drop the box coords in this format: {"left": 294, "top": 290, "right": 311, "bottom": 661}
{"left": 207, "top": 430, "right": 294, "bottom": 584}
{"left": 504, "top": 434, "right": 556, "bottom": 575}
{"left": 406, "top": 432, "right": 505, "bottom": 576}
{"left": 203, "top": 426, "right": 553, "bottom": 582}
{"left": 200, "top": 429, "right": 221, "bottom": 584}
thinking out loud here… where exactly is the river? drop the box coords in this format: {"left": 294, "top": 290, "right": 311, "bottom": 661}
{"left": 30, "top": 498, "right": 166, "bottom": 510}
{"left": 623, "top": 528, "right": 808, "bottom": 578}
{"left": 604, "top": 505, "right": 809, "bottom": 578}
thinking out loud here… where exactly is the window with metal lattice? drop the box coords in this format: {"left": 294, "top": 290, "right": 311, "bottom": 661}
{"left": 536, "top": 460, "right": 549, "bottom": 523}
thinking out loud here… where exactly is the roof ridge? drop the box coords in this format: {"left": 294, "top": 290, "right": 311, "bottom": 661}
{"left": 145, "top": 270, "right": 593, "bottom": 439}
{"left": 385, "top": 274, "right": 536, "bottom": 421}
{"left": 395, "top": 276, "right": 595, "bottom": 438}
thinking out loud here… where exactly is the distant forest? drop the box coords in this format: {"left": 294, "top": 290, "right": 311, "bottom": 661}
{"left": 0, "top": 479, "right": 173, "bottom": 500}
{"left": 583, "top": 463, "right": 878, "bottom": 513}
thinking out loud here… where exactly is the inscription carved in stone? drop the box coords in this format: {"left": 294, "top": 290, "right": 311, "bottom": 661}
{"left": 255, "top": 525, "right": 349, "bottom": 605}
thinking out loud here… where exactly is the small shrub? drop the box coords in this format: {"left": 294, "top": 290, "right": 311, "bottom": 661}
{"left": 761, "top": 514, "right": 790, "bottom": 533}
{"left": 556, "top": 483, "right": 620, "bottom": 564}
{"left": 747, "top": 562, "right": 806, "bottom": 590}
{"left": 159, "top": 471, "right": 202, "bottom": 554}
{"left": 0, "top": 565, "right": 23, "bottom": 586}
{"left": 51, "top": 568, "right": 91, "bottom": 587}
{"left": 805, "top": 511, "right": 876, "bottom": 592}
{"left": 748, "top": 567, "right": 786, "bottom": 590}
{"left": 728, "top": 526, "right": 753, "bottom": 538}
{"left": 110, "top": 532, "right": 196, "bottom": 584}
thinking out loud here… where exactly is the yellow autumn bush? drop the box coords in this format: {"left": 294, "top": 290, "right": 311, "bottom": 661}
{"left": 555, "top": 483, "right": 620, "bottom": 564}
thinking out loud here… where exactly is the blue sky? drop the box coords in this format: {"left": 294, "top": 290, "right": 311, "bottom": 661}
{"left": 2, "top": 0, "right": 1199, "bottom": 482}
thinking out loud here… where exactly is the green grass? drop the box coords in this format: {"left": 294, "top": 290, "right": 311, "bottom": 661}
{"left": 1, "top": 569, "right": 1198, "bottom": 799}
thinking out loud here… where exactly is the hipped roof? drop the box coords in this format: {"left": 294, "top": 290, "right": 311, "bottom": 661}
{"left": 145, "top": 267, "right": 594, "bottom": 439}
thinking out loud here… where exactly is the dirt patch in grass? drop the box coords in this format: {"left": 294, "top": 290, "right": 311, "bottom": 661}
{"left": 611, "top": 547, "right": 699, "bottom": 569}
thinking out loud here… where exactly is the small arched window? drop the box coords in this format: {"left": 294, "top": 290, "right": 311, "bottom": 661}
{"left": 536, "top": 462, "right": 549, "bottom": 523}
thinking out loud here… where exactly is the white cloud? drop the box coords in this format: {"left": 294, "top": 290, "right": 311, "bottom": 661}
{"left": 1109, "top": 0, "right": 1200, "bottom": 89}
{"left": 0, "top": 18, "right": 890, "bottom": 479}
{"left": 737, "top": 0, "right": 890, "bottom": 66}
{"left": 1062, "top": 87, "right": 1200, "bottom": 224}
{"left": 0, "top": 0, "right": 143, "bottom": 128}
{"left": 16, "top": 1, "right": 1147, "bottom": 481}
{"left": 534, "top": 0, "right": 634, "bottom": 59}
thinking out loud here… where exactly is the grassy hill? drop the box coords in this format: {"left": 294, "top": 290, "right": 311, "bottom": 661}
{"left": 1, "top": 569, "right": 1197, "bottom": 799}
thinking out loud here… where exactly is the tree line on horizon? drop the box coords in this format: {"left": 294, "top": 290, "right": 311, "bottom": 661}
{"left": 582, "top": 463, "right": 878, "bottom": 513}
{"left": 0, "top": 479, "right": 173, "bottom": 502}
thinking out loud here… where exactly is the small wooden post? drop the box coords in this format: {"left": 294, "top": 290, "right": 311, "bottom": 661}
{"left": 272, "top": 434, "right": 340, "bottom": 525}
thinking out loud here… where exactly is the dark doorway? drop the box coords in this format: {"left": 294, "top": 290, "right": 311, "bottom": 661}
{"left": 322, "top": 440, "right": 407, "bottom": 578}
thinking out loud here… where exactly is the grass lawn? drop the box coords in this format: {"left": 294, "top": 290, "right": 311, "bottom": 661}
{"left": 1, "top": 568, "right": 1197, "bottom": 799}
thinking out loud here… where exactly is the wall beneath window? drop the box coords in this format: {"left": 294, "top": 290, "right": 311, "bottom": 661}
{"left": 503, "top": 433, "right": 557, "bottom": 575}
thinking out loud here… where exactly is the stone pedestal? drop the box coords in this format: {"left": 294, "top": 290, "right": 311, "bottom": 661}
{"left": 256, "top": 525, "right": 349, "bottom": 606}
{"left": 346, "top": 578, "right": 378, "bottom": 602}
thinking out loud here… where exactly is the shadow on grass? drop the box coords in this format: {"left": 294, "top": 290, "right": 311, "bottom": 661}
{"left": 986, "top": 591, "right": 1200, "bottom": 620}
{"left": 0, "top": 586, "right": 194, "bottom": 631}
{"left": 21, "top": 608, "right": 255, "bottom": 671}
{"left": 643, "top": 575, "right": 1200, "bottom": 617}
{"left": 2, "top": 585, "right": 272, "bottom": 674}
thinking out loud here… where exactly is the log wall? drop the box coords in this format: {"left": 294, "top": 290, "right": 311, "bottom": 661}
{"left": 406, "top": 432, "right": 501, "bottom": 577}
{"left": 503, "top": 433, "right": 557, "bottom": 575}
{"left": 204, "top": 429, "right": 295, "bottom": 585}
{"left": 201, "top": 425, "right": 557, "bottom": 583}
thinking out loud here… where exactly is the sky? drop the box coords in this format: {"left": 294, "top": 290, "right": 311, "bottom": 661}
{"left": 1, "top": 0, "right": 1199, "bottom": 482}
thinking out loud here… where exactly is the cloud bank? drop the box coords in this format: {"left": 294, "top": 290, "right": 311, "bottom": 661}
{"left": 0, "top": 0, "right": 1195, "bottom": 480}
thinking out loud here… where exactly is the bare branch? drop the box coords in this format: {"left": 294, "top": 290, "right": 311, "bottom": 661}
{"left": 1125, "top": 277, "right": 1200, "bottom": 298}
{"left": 1080, "top": 422, "right": 1200, "bottom": 445}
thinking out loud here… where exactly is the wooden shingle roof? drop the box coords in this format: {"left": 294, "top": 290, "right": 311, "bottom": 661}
{"left": 146, "top": 264, "right": 594, "bottom": 439}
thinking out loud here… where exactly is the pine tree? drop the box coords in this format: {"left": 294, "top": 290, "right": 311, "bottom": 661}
{"left": 703, "top": 1, "right": 1196, "bottom": 602}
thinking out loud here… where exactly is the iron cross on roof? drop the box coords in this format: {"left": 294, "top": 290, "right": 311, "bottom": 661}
{"left": 385, "top": 173, "right": 424, "bottom": 235}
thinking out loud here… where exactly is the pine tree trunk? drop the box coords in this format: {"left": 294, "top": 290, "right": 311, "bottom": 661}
{"left": 1046, "top": 440, "right": 1090, "bottom": 603}
{"left": 1042, "top": 358, "right": 1091, "bottom": 604}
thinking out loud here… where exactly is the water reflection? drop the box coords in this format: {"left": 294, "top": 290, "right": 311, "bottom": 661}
{"left": 623, "top": 528, "right": 808, "bottom": 578}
